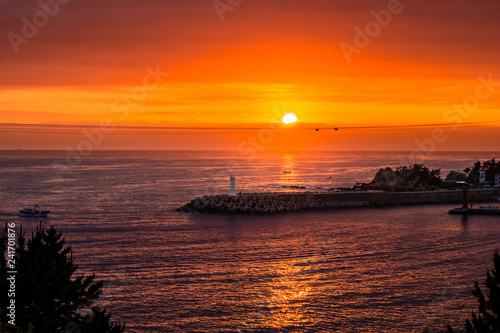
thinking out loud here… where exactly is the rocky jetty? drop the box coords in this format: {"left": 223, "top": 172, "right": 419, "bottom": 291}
{"left": 177, "top": 194, "right": 369, "bottom": 214}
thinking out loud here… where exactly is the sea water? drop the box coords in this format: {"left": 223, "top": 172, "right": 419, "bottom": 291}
{"left": 1, "top": 150, "right": 499, "bottom": 332}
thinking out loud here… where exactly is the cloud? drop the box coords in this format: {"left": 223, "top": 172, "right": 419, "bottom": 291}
{"left": 2, "top": 0, "right": 500, "bottom": 88}
{"left": 0, "top": 110, "right": 72, "bottom": 118}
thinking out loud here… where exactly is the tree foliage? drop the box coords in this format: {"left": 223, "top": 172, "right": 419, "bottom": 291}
{"left": 464, "top": 158, "right": 500, "bottom": 183}
{"left": 366, "top": 163, "right": 443, "bottom": 191}
{"left": 447, "top": 250, "right": 500, "bottom": 333}
{"left": 395, "top": 163, "right": 442, "bottom": 185}
{"left": 0, "top": 222, "right": 125, "bottom": 333}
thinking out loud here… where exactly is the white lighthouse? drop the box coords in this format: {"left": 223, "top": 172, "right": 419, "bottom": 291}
{"left": 229, "top": 176, "right": 237, "bottom": 196}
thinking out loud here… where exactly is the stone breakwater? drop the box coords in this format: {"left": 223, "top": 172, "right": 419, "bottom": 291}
{"left": 177, "top": 194, "right": 369, "bottom": 214}
{"left": 178, "top": 188, "right": 500, "bottom": 214}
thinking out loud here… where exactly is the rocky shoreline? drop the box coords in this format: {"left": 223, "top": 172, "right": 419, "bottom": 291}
{"left": 177, "top": 194, "right": 369, "bottom": 214}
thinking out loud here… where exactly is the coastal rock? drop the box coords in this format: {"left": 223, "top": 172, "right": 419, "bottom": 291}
{"left": 367, "top": 167, "right": 406, "bottom": 191}
{"left": 445, "top": 171, "right": 468, "bottom": 182}
{"left": 362, "top": 165, "right": 443, "bottom": 192}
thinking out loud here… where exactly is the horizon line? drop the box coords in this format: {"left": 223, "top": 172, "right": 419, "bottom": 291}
{"left": 2, "top": 149, "right": 500, "bottom": 153}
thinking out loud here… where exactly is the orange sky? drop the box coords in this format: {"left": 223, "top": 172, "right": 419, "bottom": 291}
{"left": 1, "top": 0, "right": 500, "bottom": 150}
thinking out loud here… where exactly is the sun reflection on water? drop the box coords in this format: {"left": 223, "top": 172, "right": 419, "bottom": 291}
{"left": 239, "top": 237, "right": 333, "bottom": 331}
{"left": 279, "top": 154, "right": 297, "bottom": 186}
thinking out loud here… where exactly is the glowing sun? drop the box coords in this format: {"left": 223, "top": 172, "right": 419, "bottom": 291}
{"left": 282, "top": 113, "right": 298, "bottom": 124}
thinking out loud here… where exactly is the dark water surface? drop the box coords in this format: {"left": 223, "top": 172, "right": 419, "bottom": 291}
{"left": 1, "top": 150, "right": 500, "bottom": 332}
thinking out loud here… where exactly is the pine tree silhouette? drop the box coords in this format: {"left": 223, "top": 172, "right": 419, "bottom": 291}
{"left": 0, "top": 222, "right": 125, "bottom": 333}
{"left": 447, "top": 250, "right": 500, "bottom": 333}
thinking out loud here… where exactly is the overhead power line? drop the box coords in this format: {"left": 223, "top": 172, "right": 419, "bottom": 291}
{"left": 0, "top": 120, "right": 499, "bottom": 134}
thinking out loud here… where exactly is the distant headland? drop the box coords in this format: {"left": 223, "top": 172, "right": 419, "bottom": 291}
{"left": 178, "top": 159, "right": 500, "bottom": 214}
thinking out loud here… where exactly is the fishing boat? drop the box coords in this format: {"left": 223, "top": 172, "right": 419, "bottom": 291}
{"left": 19, "top": 205, "right": 50, "bottom": 217}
